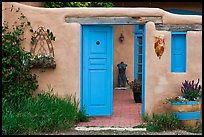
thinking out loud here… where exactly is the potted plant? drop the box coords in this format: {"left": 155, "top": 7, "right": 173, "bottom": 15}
{"left": 164, "top": 79, "right": 202, "bottom": 127}
{"left": 128, "top": 79, "right": 142, "bottom": 103}
{"left": 30, "top": 55, "right": 56, "bottom": 69}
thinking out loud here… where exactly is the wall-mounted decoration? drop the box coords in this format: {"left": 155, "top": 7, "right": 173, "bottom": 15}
{"left": 154, "top": 34, "right": 165, "bottom": 59}
{"left": 30, "top": 26, "right": 56, "bottom": 69}
{"left": 119, "top": 25, "right": 124, "bottom": 42}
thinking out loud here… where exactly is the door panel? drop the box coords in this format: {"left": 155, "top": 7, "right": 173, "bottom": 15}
{"left": 82, "top": 25, "right": 113, "bottom": 116}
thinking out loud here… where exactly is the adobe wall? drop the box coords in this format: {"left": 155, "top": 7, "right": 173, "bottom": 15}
{"left": 2, "top": 2, "right": 202, "bottom": 114}
{"left": 113, "top": 25, "right": 134, "bottom": 88}
{"left": 145, "top": 22, "right": 202, "bottom": 114}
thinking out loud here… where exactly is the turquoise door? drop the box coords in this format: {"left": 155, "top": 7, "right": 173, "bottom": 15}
{"left": 82, "top": 25, "right": 113, "bottom": 116}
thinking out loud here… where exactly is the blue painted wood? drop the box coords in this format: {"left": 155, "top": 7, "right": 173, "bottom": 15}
{"left": 172, "top": 32, "right": 187, "bottom": 35}
{"left": 80, "top": 25, "right": 83, "bottom": 110}
{"left": 134, "top": 24, "right": 146, "bottom": 116}
{"left": 134, "top": 30, "right": 143, "bottom": 79}
{"left": 82, "top": 25, "right": 113, "bottom": 116}
{"left": 171, "top": 101, "right": 200, "bottom": 105}
{"left": 174, "top": 111, "right": 201, "bottom": 120}
{"left": 141, "top": 25, "right": 146, "bottom": 116}
{"left": 171, "top": 32, "right": 186, "bottom": 72}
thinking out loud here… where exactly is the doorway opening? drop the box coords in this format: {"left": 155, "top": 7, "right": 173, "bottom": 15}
{"left": 80, "top": 24, "right": 145, "bottom": 127}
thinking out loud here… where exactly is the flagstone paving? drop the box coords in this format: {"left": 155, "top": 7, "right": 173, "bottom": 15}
{"left": 77, "top": 89, "right": 142, "bottom": 127}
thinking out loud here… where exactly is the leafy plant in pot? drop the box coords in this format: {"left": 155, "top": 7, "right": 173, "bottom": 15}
{"left": 164, "top": 79, "right": 202, "bottom": 127}
{"left": 128, "top": 79, "right": 142, "bottom": 103}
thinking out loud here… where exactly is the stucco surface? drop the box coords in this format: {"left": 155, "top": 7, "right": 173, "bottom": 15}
{"left": 113, "top": 25, "right": 134, "bottom": 87}
{"left": 145, "top": 22, "right": 202, "bottom": 114}
{"left": 2, "top": 2, "right": 202, "bottom": 114}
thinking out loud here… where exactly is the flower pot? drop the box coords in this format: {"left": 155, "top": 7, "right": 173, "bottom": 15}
{"left": 171, "top": 101, "right": 201, "bottom": 127}
{"left": 31, "top": 58, "right": 56, "bottom": 69}
{"left": 133, "top": 92, "right": 142, "bottom": 103}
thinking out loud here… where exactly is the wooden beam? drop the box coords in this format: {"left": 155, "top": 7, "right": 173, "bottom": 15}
{"left": 65, "top": 17, "right": 162, "bottom": 24}
{"left": 155, "top": 24, "right": 202, "bottom": 31}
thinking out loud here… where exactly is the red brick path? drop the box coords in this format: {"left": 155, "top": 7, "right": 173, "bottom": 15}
{"left": 77, "top": 89, "right": 142, "bottom": 127}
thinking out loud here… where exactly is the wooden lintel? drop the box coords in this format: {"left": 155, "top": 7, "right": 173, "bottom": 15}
{"left": 155, "top": 24, "right": 202, "bottom": 31}
{"left": 65, "top": 17, "right": 162, "bottom": 24}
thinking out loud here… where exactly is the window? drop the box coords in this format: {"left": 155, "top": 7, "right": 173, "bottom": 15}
{"left": 171, "top": 32, "right": 187, "bottom": 72}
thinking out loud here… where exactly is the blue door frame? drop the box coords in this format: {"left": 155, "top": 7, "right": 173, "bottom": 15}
{"left": 80, "top": 24, "right": 146, "bottom": 116}
{"left": 134, "top": 24, "right": 146, "bottom": 116}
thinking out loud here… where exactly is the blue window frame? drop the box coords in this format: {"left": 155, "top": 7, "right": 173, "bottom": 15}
{"left": 171, "top": 32, "right": 187, "bottom": 72}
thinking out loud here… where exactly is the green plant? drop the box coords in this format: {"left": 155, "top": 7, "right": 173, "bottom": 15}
{"left": 2, "top": 89, "right": 88, "bottom": 135}
{"left": 181, "top": 79, "right": 202, "bottom": 101}
{"left": 165, "top": 79, "right": 202, "bottom": 104}
{"left": 180, "top": 122, "right": 202, "bottom": 133}
{"left": 30, "top": 55, "right": 56, "bottom": 70}
{"left": 2, "top": 11, "right": 38, "bottom": 102}
{"left": 44, "top": 2, "right": 113, "bottom": 8}
{"left": 76, "top": 109, "right": 89, "bottom": 122}
{"left": 142, "top": 113, "right": 150, "bottom": 122}
{"left": 142, "top": 112, "right": 179, "bottom": 132}
{"left": 128, "top": 79, "right": 142, "bottom": 93}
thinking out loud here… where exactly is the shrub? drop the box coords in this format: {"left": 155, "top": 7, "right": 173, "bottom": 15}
{"left": 142, "top": 112, "right": 179, "bottom": 132}
{"left": 2, "top": 13, "right": 38, "bottom": 102}
{"left": 76, "top": 108, "right": 89, "bottom": 122}
{"left": 2, "top": 90, "right": 88, "bottom": 135}
{"left": 181, "top": 79, "right": 202, "bottom": 101}
{"left": 44, "top": 2, "right": 113, "bottom": 8}
{"left": 165, "top": 79, "right": 202, "bottom": 104}
{"left": 128, "top": 79, "right": 142, "bottom": 93}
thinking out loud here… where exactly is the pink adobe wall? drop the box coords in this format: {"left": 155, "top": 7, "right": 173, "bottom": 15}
{"left": 113, "top": 25, "right": 134, "bottom": 88}
{"left": 2, "top": 2, "right": 202, "bottom": 115}
{"left": 145, "top": 22, "right": 202, "bottom": 115}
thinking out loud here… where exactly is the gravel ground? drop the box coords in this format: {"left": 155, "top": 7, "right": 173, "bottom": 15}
{"left": 40, "top": 129, "right": 202, "bottom": 135}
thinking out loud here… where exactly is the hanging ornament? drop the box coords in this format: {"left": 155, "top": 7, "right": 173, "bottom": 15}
{"left": 154, "top": 34, "right": 165, "bottom": 59}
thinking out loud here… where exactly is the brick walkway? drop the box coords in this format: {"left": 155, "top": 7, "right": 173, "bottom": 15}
{"left": 77, "top": 89, "right": 142, "bottom": 127}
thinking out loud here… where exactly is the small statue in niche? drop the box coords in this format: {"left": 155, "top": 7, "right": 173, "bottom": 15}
{"left": 117, "top": 61, "right": 128, "bottom": 87}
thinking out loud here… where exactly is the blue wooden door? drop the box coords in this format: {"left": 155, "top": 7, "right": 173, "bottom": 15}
{"left": 82, "top": 25, "right": 113, "bottom": 116}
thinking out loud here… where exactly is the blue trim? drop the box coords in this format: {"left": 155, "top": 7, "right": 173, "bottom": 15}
{"left": 174, "top": 111, "right": 201, "bottom": 120}
{"left": 141, "top": 25, "right": 146, "bottom": 116}
{"left": 172, "top": 32, "right": 187, "bottom": 34}
{"left": 134, "top": 24, "right": 146, "bottom": 116}
{"left": 166, "top": 9, "right": 202, "bottom": 16}
{"left": 171, "top": 101, "right": 200, "bottom": 105}
{"left": 80, "top": 25, "right": 83, "bottom": 110}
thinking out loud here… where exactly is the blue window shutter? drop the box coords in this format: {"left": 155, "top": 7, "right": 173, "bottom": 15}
{"left": 171, "top": 32, "right": 186, "bottom": 72}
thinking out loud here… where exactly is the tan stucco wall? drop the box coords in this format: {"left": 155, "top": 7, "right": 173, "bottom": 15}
{"left": 113, "top": 25, "right": 134, "bottom": 87}
{"left": 2, "top": 2, "right": 202, "bottom": 114}
{"left": 145, "top": 22, "right": 202, "bottom": 114}
{"left": 17, "top": 2, "right": 44, "bottom": 7}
